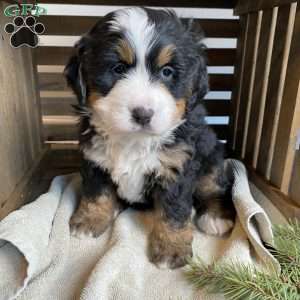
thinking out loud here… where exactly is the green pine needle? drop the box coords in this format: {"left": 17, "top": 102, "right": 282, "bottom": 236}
{"left": 185, "top": 219, "right": 300, "bottom": 300}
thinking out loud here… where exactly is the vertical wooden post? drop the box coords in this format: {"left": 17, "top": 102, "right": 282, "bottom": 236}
{"left": 0, "top": 2, "right": 44, "bottom": 218}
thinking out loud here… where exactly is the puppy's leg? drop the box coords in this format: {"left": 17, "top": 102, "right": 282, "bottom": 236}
{"left": 70, "top": 160, "right": 122, "bottom": 238}
{"left": 148, "top": 185, "right": 194, "bottom": 269}
{"left": 194, "top": 164, "right": 235, "bottom": 236}
{"left": 149, "top": 213, "right": 193, "bottom": 269}
{"left": 195, "top": 198, "right": 235, "bottom": 236}
{"left": 70, "top": 190, "right": 121, "bottom": 238}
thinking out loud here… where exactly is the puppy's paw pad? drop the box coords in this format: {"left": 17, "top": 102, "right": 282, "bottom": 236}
{"left": 196, "top": 213, "right": 234, "bottom": 236}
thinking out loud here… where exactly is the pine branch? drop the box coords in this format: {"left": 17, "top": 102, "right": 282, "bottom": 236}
{"left": 185, "top": 219, "right": 300, "bottom": 300}
{"left": 186, "top": 258, "right": 299, "bottom": 300}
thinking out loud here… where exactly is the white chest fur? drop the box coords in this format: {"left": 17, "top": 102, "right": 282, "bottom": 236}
{"left": 83, "top": 134, "right": 162, "bottom": 203}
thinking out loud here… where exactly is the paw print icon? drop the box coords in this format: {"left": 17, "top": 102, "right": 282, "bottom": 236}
{"left": 4, "top": 16, "right": 45, "bottom": 48}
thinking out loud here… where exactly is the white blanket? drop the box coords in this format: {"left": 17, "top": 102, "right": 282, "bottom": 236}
{"left": 0, "top": 160, "right": 286, "bottom": 300}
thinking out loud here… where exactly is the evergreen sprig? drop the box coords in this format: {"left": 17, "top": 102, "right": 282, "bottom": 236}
{"left": 186, "top": 219, "right": 300, "bottom": 300}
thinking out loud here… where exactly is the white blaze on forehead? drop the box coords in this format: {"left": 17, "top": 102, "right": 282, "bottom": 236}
{"left": 109, "top": 8, "right": 157, "bottom": 63}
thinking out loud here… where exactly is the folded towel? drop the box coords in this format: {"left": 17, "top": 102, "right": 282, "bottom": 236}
{"left": 0, "top": 160, "right": 285, "bottom": 300}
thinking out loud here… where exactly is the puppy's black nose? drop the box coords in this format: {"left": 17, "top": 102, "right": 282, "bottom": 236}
{"left": 132, "top": 107, "right": 154, "bottom": 126}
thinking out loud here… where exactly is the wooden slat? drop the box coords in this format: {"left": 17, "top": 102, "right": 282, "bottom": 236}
{"left": 0, "top": 2, "right": 43, "bottom": 214}
{"left": 257, "top": 4, "right": 297, "bottom": 178}
{"left": 289, "top": 149, "right": 300, "bottom": 204}
{"left": 230, "top": 14, "right": 248, "bottom": 150}
{"left": 40, "top": 16, "right": 239, "bottom": 38}
{"left": 44, "top": 124, "right": 78, "bottom": 141}
{"left": 38, "top": 72, "right": 233, "bottom": 91}
{"left": 42, "top": 97, "right": 76, "bottom": 116}
{"left": 209, "top": 74, "right": 233, "bottom": 91}
{"left": 35, "top": 47, "right": 75, "bottom": 65}
{"left": 38, "top": 0, "right": 236, "bottom": 8}
{"left": 0, "top": 149, "right": 46, "bottom": 221}
{"left": 270, "top": 4, "right": 300, "bottom": 194}
{"left": 35, "top": 47, "right": 236, "bottom": 66}
{"left": 1, "top": 148, "right": 81, "bottom": 221}
{"left": 39, "top": 73, "right": 69, "bottom": 91}
{"left": 202, "top": 100, "right": 232, "bottom": 116}
{"left": 235, "top": 0, "right": 297, "bottom": 15}
{"left": 244, "top": 8, "right": 277, "bottom": 167}
{"left": 235, "top": 12, "right": 262, "bottom": 158}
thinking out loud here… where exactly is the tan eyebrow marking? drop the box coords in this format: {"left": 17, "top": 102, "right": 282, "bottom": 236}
{"left": 116, "top": 39, "right": 134, "bottom": 65}
{"left": 157, "top": 44, "right": 176, "bottom": 67}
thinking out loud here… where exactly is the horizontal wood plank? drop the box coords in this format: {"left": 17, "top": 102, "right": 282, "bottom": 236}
{"left": 43, "top": 124, "right": 78, "bottom": 141}
{"left": 38, "top": 0, "right": 236, "bottom": 8}
{"left": 38, "top": 72, "right": 233, "bottom": 91}
{"left": 235, "top": 0, "right": 297, "bottom": 15}
{"left": 42, "top": 97, "right": 76, "bottom": 116}
{"left": 40, "top": 16, "right": 239, "bottom": 38}
{"left": 35, "top": 47, "right": 236, "bottom": 66}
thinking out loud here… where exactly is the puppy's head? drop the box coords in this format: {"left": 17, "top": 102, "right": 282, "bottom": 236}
{"left": 65, "top": 8, "right": 208, "bottom": 137}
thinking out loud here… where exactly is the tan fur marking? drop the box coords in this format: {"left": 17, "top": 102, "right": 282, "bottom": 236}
{"left": 158, "top": 143, "right": 192, "bottom": 184}
{"left": 148, "top": 211, "right": 193, "bottom": 269}
{"left": 88, "top": 92, "right": 102, "bottom": 106}
{"left": 116, "top": 39, "right": 134, "bottom": 65}
{"left": 196, "top": 167, "right": 222, "bottom": 198}
{"left": 157, "top": 44, "right": 176, "bottom": 67}
{"left": 70, "top": 191, "right": 121, "bottom": 237}
{"left": 204, "top": 199, "right": 235, "bottom": 220}
{"left": 175, "top": 99, "right": 187, "bottom": 120}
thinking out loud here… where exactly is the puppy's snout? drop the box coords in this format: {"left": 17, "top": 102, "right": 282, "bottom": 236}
{"left": 131, "top": 107, "right": 154, "bottom": 126}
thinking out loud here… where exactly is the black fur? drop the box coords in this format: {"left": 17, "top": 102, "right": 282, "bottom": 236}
{"left": 65, "top": 8, "right": 233, "bottom": 229}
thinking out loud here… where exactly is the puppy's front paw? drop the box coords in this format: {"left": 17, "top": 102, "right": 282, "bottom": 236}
{"left": 70, "top": 198, "right": 115, "bottom": 238}
{"left": 148, "top": 222, "right": 193, "bottom": 269}
{"left": 70, "top": 211, "right": 110, "bottom": 238}
{"left": 196, "top": 212, "right": 234, "bottom": 236}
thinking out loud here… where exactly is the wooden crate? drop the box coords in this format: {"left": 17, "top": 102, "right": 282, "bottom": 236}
{"left": 231, "top": 0, "right": 300, "bottom": 216}
{"left": 0, "top": 0, "right": 299, "bottom": 220}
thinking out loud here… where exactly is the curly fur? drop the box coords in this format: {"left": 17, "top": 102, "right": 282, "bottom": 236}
{"left": 65, "top": 7, "right": 235, "bottom": 268}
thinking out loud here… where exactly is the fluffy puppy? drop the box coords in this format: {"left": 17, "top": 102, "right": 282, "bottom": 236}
{"left": 65, "top": 7, "right": 235, "bottom": 269}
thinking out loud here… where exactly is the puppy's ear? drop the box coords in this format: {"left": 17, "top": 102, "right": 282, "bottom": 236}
{"left": 64, "top": 38, "right": 88, "bottom": 105}
{"left": 182, "top": 18, "right": 205, "bottom": 43}
{"left": 183, "top": 19, "right": 209, "bottom": 99}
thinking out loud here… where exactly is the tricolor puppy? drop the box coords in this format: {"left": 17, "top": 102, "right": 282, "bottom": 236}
{"left": 65, "top": 7, "right": 235, "bottom": 269}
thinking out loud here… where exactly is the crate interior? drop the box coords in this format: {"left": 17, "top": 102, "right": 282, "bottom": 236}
{"left": 0, "top": 0, "right": 299, "bottom": 220}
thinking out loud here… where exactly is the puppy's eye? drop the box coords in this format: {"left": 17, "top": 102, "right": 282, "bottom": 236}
{"left": 160, "top": 66, "right": 175, "bottom": 80}
{"left": 112, "top": 63, "right": 128, "bottom": 74}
